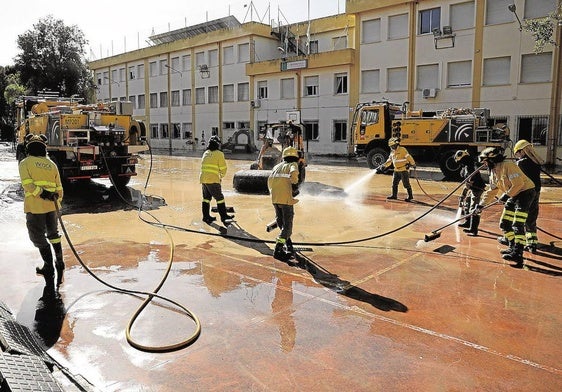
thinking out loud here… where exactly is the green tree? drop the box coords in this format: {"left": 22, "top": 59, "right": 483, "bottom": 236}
{"left": 0, "top": 66, "right": 25, "bottom": 141}
{"left": 522, "top": 2, "right": 562, "bottom": 52}
{"left": 14, "top": 15, "right": 94, "bottom": 99}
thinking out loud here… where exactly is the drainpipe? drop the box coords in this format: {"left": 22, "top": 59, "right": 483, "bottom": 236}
{"left": 546, "top": 6, "right": 562, "bottom": 167}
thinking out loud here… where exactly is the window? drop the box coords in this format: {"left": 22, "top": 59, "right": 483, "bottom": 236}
{"left": 128, "top": 66, "right": 136, "bottom": 80}
{"left": 223, "top": 122, "right": 235, "bottom": 129}
{"left": 517, "top": 115, "right": 549, "bottom": 145}
{"left": 150, "top": 93, "right": 158, "bottom": 108}
{"left": 521, "top": 52, "right": 552, "bottom": 83}
{"left": 361, "top": 109, "right": 380, "bottom": 126}
{"left": 333, "top": 120, "right": 347, "bottom": 142}
{"left": 238, "top": 121, "right": 249, "bottom": 129}
{"left": 182, "top": 89, "right": 191, "bottom": 105}
{"left": 223, "top": 46, "right": 234, "bottom": 64}
{"left": 309, "top": 40, "right": 319, "bottom": 54}
{"left": 137, "top": 64, "right": 144, "bottom": 79}
{"left": 332, "top": 36, "right": 347, "bottom": 50}
{"left": 362, "top": 19, "right": 381, "bottom": 43}
{"left": 447, "top": 60, "right": 472, "bottom": 87}
{"left": 159, "top": 59, "right": 168, "bottom": 75}
{"left": 483, "top": 57, "right": 511, "bottom": 86}
{"left": 223, "top": 84, "right": 234, "bottom": 102}
{"left": 208, "top": 49, "right": 218, "bottom": 67}
{"left": 486, "top": 0, "right": 512, "bottom": 25}
{"left": 388, "top": 13, "right": 408, "bottom": 39}
{"left": 97, "top": 73, "right": 102, "bottom": 85}
{"left": 111, "top": 69, "right": 118, "bottom": 83}
{"left": 237, "top": 82, "right": 249, "bottom": 101}
{"left": 304, "top": 76, "right": 319, "bottom": 96}
{"left": 238, "top": 43, "right": 250, "bottom": 63}
{"left": 388, "top": 67, "right": 407, "bottom": 91}
{"left": 450, "top": 1, "right": 475, "bottom": 30}
{"left": 149, "top": 62, "right": 157, "bottom": 77}
{"left": 361, "top": 70, "right": 380, "bottom": 93}
{"left": 524, "top": 0, "right": 557, "bottom": 19}
{"left": 128, "top": 96, "right": 136, "bottom": 108}
{"left": 171, "top": 57, "right": 180, "bottom": 72}
{"left": 417, "top": 64, "right": 439, "bottom": 90}
{"left": 182, "top": 54, "right": 191, "bottom": 72}
{"left": 208, "top": 86, "right": 219, "bottom": 103}
{"left": 195, "top": 88, "right": 205, "bottom": 104}
{"left": 171, "top": 90, "right": 180, "bottom": 106}
{"left": 150, "top": 124, "right": 158, "bottom": 139}
{"left": 160, "top": 124, "right": 169, "bottom": 139}
{"left": 160, "top": 92, "right": 168, "bottom": 107}
{"left": 138, "top": 94, "right": 145, "bottom": 109}
{"left": 119, "top": 96, "right": 126, "bottom": 102}
{"left": 182, "top": 123, "right": 192, "bottom": 139}
{"left": 103, "top": 71, "right": 109, "bottom": 84}
{"left": 195, "top": 52, "right": 205, "bottom": 67}
{"left": 257, "top": 81, "right": 268, "bottom": 99}
{"left": 304, "top": 121, "right": 319, "bottom": 141}
{"left": 119, "top": 68, "right": 125, "bottom": 82}
{"left": 334, "top": 73, "right": 348, "bottom": 94}
{"left": 281, "top": 78, "right": 294, "bottom": 99}
{"left": 419, "top": 7, "right": 441, "bottom": 34}
{"left": 172, "top": 123, "right": 181, "bottom": 139}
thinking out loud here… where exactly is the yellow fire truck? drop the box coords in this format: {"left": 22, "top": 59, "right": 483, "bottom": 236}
{"left": 351, "top": 101, "right": 509, "bottom": 178}
{"left": 15, "top": 95, "right": 147, "bottom": 188}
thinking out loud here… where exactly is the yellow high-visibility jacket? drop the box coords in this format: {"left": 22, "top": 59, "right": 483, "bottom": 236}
{"left": 382, "top": 146, "right": 415, "bottom": 172}
{"left": 268, "top": 161, "right": 299, "bottom": 205}
{"left": 19, "top": 155, "right": 63, "bottom": 214}
{"left": 199, "top": 150, "right": 227, "bottom": 184}
{"left": 481, "top": 160, "right": 535, "bottom": 205}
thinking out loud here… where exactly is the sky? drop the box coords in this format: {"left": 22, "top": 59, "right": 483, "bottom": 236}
{"left": 0, "top": 0, "right": 344, "bottom": 66}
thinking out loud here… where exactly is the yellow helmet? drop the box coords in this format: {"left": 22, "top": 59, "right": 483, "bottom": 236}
{"left": 454, "top": 150, "right": 469, "bottom": 163}
{"left": 388, "top": 137, "right": 400, "bottom": 147}
{"left": 513, "top": 139, "right": 531, "bottom": 154}
{"left": 282, "top": 146, "right": 298, "bottom": 159}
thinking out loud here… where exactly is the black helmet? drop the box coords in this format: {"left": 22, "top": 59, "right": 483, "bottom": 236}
{"left": 25, "top": 134, "right": 48, "bottom": 156}
{"left": 478, "top": 147, "right": 505, "bottom": 165}
{"left": 454, "top": 150, "right": 469, "bottom": 163}
{"left": 207, "top": 135, "right": 221, "bottom": 151}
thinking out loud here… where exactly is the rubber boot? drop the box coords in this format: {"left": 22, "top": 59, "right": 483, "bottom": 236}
{"left": 404, "top": 187, "right": 414, "bottom": 202}
{"left": 273, "top": 241, "right": 290, "bottom": 262}
{"left": 497, "top": 236, "right": 509, "bottom": 246}
{"left": 503, "top": 244, "right": 524, "bottom": 267}
{"left": 463, "top": 215, "right": 480, "bottom": 236}
{"left": 387, "top": 187, "right": 398, "bottom": 200}
{"left": 500, "top": 240, "right": 515, "bottom": 255}
{"left": 202, "top": 202, "right": 216, "bottom": 224}
{"left": 217, "top": 203, "right": 234, "bottom": 225}
{"left": 286, "top": 238, "right": 295, "bottom": 259}
{"left": 52, "top": 242, "right": 65, "bottom": 286}
{"left": 36, "top": 246, "right": 54, "bottom": 277}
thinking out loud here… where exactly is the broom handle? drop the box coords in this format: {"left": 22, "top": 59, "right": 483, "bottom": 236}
{"left": 431, "top": 200, "right": 499, "bottom": 234}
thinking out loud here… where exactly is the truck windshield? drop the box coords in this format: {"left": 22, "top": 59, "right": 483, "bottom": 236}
{"left": 361, "top": 109, "right": 379, "bottom": 125}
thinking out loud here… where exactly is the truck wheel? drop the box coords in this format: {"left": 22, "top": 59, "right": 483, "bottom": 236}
{"left": 233, "top": 170, "right": 271, "bottom": 194}
{"left": 439, "top": 150, "right": 462, "bottom": 180}
{"left": 366, "top": 148, "right": 388, "bottom": 169}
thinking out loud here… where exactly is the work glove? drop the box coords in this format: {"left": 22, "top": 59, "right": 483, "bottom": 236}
{"left": 40, "top": 190, "right": 59, "bottom": 201}
{"left": 375, "top": 166, "right": 384, "bottom": 174}
{"left": 291, "top": 184, "right": 300, "bottom": 197}
{"left": 498, "top": 193, "right": 510, "bottom": 203}
{"left": 406, "top": 164, "right": 416, "bottom": 170}
{"left": 471, "top": 204, "right": 483, "bottom": 215}
{"left": 458, "top": 196, "right": 465, "bottom": 208}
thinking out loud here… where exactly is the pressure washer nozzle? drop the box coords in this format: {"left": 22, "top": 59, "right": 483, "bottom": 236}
{"left": 424, "top": 232, "right": 441, "bottom": 242}
{"left": 266, "top": 221, "right": 278, "bottom": 232}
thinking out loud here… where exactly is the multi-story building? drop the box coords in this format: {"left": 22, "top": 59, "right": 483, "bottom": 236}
{"left": 89, "top": 0, "right": 562, "bottom": 163}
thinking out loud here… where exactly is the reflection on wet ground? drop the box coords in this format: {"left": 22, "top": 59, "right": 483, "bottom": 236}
{"left": 1, "top": 151, "right": 561, "bottom": 390}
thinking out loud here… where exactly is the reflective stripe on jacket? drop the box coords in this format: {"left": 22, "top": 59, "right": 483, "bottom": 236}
{"left": 268, "top": 161, "right": 299, "bottom": 205}
{"left": 18, "top": 155, "right": 63, "bottom": 214}
{"left": 199, "top": 150, "right": 227, "bottom": 184}
{"left": 481, "top": 161, "right": 535, "bottom": 205}
{"left": 382, "top": 146, "right": 415, "bottom": 172}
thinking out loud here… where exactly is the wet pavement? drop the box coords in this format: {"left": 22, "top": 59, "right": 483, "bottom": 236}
{"left": 1, "top": 146, "right": 561, "bottom": 391}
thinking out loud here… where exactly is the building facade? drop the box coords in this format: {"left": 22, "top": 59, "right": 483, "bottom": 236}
{"left": 89, "top": 0, "right": 562, "bottom": 163}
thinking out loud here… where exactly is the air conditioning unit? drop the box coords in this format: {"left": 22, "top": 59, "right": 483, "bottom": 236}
{"left": 422, "top": 88, "right": 437, "bottom": 99}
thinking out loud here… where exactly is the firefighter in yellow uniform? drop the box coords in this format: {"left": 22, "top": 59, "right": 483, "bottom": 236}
{"left": 376, "top": 137, "right": 416, "bottom": 201}
{"left": 477, "top": 147, "right": 535, "bottom": 268}
{"left": 18, "top": 134, "right": 65, "bottom": 286}
{"left": 268, "top": 146, "right": 300, "bottom": 262}
{"left": 200, "top": 136, "right": 234, "bottom": 225}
